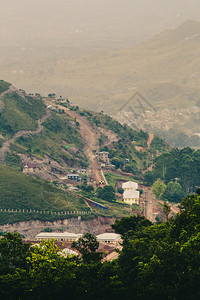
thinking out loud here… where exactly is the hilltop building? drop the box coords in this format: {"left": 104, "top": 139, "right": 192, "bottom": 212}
{"left": 122, "top": 181, "right": 140, "bottom": 205}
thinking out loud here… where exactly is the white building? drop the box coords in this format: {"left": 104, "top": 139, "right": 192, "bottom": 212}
{"left": 35, "top": 232, "right": 82, "bottom": 242}
{"left": 123, "top": 189, "right": 140, "bottom": 205}
{"left": 122, "top": 181, "right": 138, "bottom": 191}
{"left": 122, "top": 181, "right": 140, "bottom": 205}
{"left": 97, "top": 233, "right": 121, "bottom": 244}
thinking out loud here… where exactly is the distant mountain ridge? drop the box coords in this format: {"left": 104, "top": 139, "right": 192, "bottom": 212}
{"left": 1, "top": 20, "right": 199, "bottom": 112}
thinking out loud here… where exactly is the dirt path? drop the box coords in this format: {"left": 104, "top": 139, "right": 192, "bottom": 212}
{"left": 45, "top": 101, "right": 105, "bottom": 185}
{"left": 147, "top": 133, "right": 154, "bottom": 149}
{"left": 142, "top": 187, "right": 157, "bottom": 222}
{"left": 0, "top": 108, "right": 51, "bottom": 163}
{"left": 141, "top": 186, "right": 180, "bottom": 222}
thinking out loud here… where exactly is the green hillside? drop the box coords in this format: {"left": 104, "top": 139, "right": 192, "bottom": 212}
{"left": 0, "top": 81, "right": 88, "bottom": 168}
{"left": 0, "top": 164, "right": 89, "bottom": 225}
{"left": 13, "top": 112, "right": 87, "bottom": 166}
{"left": 0, "top": 92, "right": 46, "bottom": 137}
{"left": 81, "top": 108, "right": 170, "bottom": 173}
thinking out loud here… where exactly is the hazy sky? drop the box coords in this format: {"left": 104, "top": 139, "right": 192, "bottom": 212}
{"left": 1, "top": 0, "right": 200, "bottom": 48}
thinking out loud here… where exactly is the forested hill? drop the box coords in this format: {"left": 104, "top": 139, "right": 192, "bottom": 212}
{"left": 144, "top": 147, "right": 200, "bottom": 196}
{"left": 1, "top": 192, "right": 200, "bottom": 299}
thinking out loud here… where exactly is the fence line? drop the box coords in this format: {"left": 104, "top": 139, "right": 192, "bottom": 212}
{"left": 0, "top": 208, "right": 92, "bottom": 215}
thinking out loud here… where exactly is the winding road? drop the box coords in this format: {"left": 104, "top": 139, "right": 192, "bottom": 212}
{"left": 45, "top": 100, "right": 105, "bottom": 185}
{"left": 0, "top": 87, "right": 51, "bottom": 163}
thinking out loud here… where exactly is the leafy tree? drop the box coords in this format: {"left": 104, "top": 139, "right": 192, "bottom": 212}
{"left": 143, "top": 172, "right": 154, "bottom": 186}
{"left": 112, "top": 215, "right": 152, "bottom": 238}
{"left": 71, "top": 233, "right": 102, "bottom": 263}
{"left": 97, "top": 185, "right": 116, "bottom": 202}
{"left": 0, "top": 233, "right": 30, "bottom": 275}
{"left": 163, "top": 181, "right": 185, "bottom": 203}
{"left": 152, "top": 178, "right": 166, "bottom": 200}
{"left": 117, "top": 187, "right": 124, "bottom": 194}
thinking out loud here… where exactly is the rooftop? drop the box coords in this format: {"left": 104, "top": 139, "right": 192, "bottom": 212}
{"left": 122, "top": 181, "right": 138, "bottom": 190}
{"left": 35, "top": 232, "right": 80, "bottom": 239}
{"left": 97, "top": 233, "right": 121, "bottom": 241}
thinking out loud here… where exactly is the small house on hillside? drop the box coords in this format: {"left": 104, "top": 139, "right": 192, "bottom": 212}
{"left": 67, "top": 174, "right": 81, "bottom": 182}
{"left": 122, "top": 181, "right": 140, "bottom": 205}
{"left": 78, "top": 169, "right": 87, "bottom": 174}
{"left": 22, "top": 162, "right": 39, "bottom": 173}
{"left": 97, "top": 151, "right": 109, "bottom": 163}
{"left": 123, "top": 189, "right": 140, "bottom": 205}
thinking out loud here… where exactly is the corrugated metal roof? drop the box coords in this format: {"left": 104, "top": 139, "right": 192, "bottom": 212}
{"left": 97, "top": 233, "right": 121, "bottom": 241}
{"left": 36, "top": 232, "right": 78, "bottom": 239}
{"left": 122, "top": 181, "right": 138, "bottom": 190}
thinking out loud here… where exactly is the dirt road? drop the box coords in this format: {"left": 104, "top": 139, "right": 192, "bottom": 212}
{"left": 0, "top": 108, "right": 51, "bottom": 163}
{"left": 45, "top": 101, "right": 105, "bottom": 185}
{"left": 147, "top": 133, "right": 154, "bottom": 149}
{"left": 142, "top": 186, "right": 180, "bottom": 222}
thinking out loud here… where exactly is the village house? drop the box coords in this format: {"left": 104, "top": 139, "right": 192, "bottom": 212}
{"left": 67, "top": 174, "right": 81, "bottom": 182}
{"left": 97, "top": 151, "right": 109, "bottom": 163}
{"left": 122, "top": 181, "right": 140, "bottom": 205}
{"left": 22, "top": 162, "right": 39, "bottom": 173}
{"left": 78, "top": 169, "right": 87, "bottom": 174}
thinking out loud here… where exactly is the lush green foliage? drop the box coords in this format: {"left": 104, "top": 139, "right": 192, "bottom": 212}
{"left": 152, "top": 179, "right": 166, "bottom": 200}
{"left": 150, "top": 147, "right": 200, "bottom": 193}
{"left": 96, "top": 185, "right": 116, "bottom": 202}
{"left": 72, "top": 233, "right": 103, "bottom": 263}
{"left": 3, "top": 194, "right": 200, "bottom": 299}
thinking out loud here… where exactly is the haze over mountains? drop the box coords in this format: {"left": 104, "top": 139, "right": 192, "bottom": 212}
{"left": 1, "top": 19, "right": 200, "bottom": 113}
{"left": 1, "top": 1, "right": 200, "bottom": 113}
{"left": 1, "top": 0, "right": 200, "bottom": 49}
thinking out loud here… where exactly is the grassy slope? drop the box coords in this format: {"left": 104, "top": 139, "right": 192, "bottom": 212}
{"left": 0, "top": 164, "right": 89, "bottom": 225}
{"left": 14, "top": 112, "right": 88, "bottom": 166}
{"left": 0, "top": 92, "right": 46, "bottom": 138}
{"left": 0, "top": 84, "right": 88, "bottom": 167}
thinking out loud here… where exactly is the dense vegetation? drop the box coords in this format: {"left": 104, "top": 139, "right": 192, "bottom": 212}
{"left": 145, "top": 147, "right": 200, "bottom": 194}
{"left": 1, "top": 192, "right": 200, "bottom": 299}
